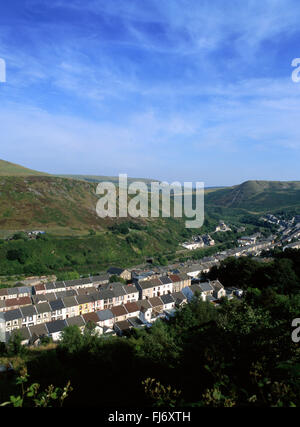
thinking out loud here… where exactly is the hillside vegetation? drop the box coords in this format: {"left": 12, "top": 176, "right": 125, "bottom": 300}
{"left": 205, "top": 180, "right": 300, "bottom": 211}
{"left": 0, "top": 159, "right": 48, "bottom": 177}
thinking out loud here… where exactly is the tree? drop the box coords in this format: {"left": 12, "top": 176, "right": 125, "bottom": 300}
{"left": 58, "top": 325, "right": 84, "bottom": 355}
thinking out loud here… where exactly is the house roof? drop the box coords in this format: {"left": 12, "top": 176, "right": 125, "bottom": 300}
{"left": 20, "top": 305, "right": 37, "bottom": 317}
{"left": 138, "top": 278, "right": 160, "bottom": 290}
{"left": 75, "top": 294, "right": 94, "bottom": 305}
{"left": 76, "top": 286, "right": 95, "bottom": 295}
{"left": 62, "top": 296, "right": 78, "bottom": 308}
{"left": 96, "top": 309, "right": 114, "bottom": 321}
{"left": 123, "top": 284, "right": 138, "bottom": 294}
{"left": 103, "top": 283, "right": 127, "bottom": 297}
{"left": 198, "top": 282, "right": 213, "bottom": 292}
{"left": 0, "top": 288, "right": 8, "bottom": 296}
{"left": 3, "top": 308, "right": 23, "bottom": 321}
{"left": 135, "top": 299, "right": 152, "bottom": 310}
{"left": 65, "top": 316, "right": 85, "bottom": 328}
{"left": 91, "top": 274, "right": 110, "bottom": 283}
{"left": 49, "top": 299, "right": 65, "bottom": 311}
{"left": 7, "top": 288, "right": 19, "bottom": 296}
{"left": 45, "top": 319, "right": 67, "bottom": 334}
{"left": 32, "top": 295, "right": 48, "bottom": 304}
{"left": 160, "top": 294, "right": 175, "bottom": 305}
{"left": 54, "top": 281, "right": 66, "bottom": 289}
{"left": 45, "top": 282, "right": 56, "bottom": 291}
{"left": 159, "top": 276, "right": 173, "bottom": 285}
{"left": 148, "top": 297, "right": 164, "bottom": 308}
{"left": 64, "top": 278, "right": 92, "bottom": 287}
{"left": 114, "top": 320, "right": 132, "bottom": 331}
{"left": 98, "top": 289, "right": 114, "bottom": 300}
{"left": 210, "top": 280, "right": 224, "bottom": 291}
{"left": 35, "top": 302, "right": 51, "bottom": 314}
{"left": 110, "top": 305, "right": 127, "bottom": 317}
{"left": 5, "top": 296, "right": 32, "bottom": 308}
{"left": 29, "top": 323, "right": 48, "bottom": 338}
{"left": 10, "top": 327, "right": 31, "bottom": 341}
{"left": 128, "top": 317, "right": 144, "bottom": 328}
{"left": 169, "top": 274, "right": 182, "bottom": 283}
{"left": 171, "top": 291, "right": 187, "bottom": 304}
{"left": 124, "top": 302, "right": 139, "bottom": 313}
{"left": 17, "top": 286, "right": 32, "bottom": 295}
{"left": 107, "top": 267, "right": 126, "bottom": 275}
{"left": 33, "top": 283, "right": 46, "bottom": 292}
{"left": 43, "top": 292, "right": 57, "bottom": 301}
{"left": 82, "top": 312, "right": 100, "bottom": 324}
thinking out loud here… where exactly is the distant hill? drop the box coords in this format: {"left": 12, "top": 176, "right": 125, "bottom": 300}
{"left": 58, "top": 174, "right": 159, "bottom": 186}
{"left": 0, "top": 159, "right": 49, "bottom": 176}
{"left": 205, "top": 180, "right": 300, "bottom": 211}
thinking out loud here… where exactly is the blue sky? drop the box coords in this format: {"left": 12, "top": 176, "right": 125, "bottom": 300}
{"left": 1, "top": 0, "right": 300, "bottom": 186}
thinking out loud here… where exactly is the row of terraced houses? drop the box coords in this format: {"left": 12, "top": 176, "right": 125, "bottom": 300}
{"left": 0, "top": 269, "right": 226, "bottom": 344}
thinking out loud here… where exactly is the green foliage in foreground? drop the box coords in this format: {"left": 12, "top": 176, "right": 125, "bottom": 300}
{"left": 0, "top": 370, "right": 72, "bottom": 408}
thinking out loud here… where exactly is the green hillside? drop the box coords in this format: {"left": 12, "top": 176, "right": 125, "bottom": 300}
{"left": 0, "top": 159, "right": 49, "bottom": 176}
{"left": 205, "top": 180, "right": 300, "bottom": 212}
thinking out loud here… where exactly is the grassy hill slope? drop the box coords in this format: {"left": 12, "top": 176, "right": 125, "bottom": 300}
{"left": 0, "top": 159, "right": 49, "bottom": 176}
{"left": 205, "top": 180, "right": 300, "bottom": 212}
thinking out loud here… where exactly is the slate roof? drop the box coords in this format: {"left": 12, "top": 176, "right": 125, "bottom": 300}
{"left": 91, "top": 274, "right": 110, "bottom": 283}
{"left": 104, "top": 283, "right": 127, "bottom": 297}
{"left": 114, "top": 320, "right": 132, "bottom": 331}
{"left": 107, "top": 267, "right": 126, "bottom": 275}
{"left": 45, "top": 282, "right": 56, "bottom": 291}
{"left": 137, "top": 278, "right": 161, "bottom": 290}
{"left": 62, "top": 296, "right": 78, "bottom": 308}
{"left": 49, "top": 299, "right": 65, "bottom": 311}
{"left": 98, "top": 289, "right": 115, "bottom": 300}
{"left": 29, "top": 323, "right": 48, "bottom": 338}
{"left": 10, "top": 327, "right": 31, "bottom": 341}
{"left": 64, "top": 278, "right": 92, "bottom": 288}
{"left": 32, "top": 295, "right": 48, "bottom": 304}
{"left": 128, "top": 317, "right": 144, "bottom": 328}
{"left": 3, "top": 308, "right": 22, "bottom": 321}
{"left": 159, "top": 276, "right": 173, "bottom": 285}
{"left": 135, "top": 299, "right": 152, "bottom": 310}
{"left": 198, "top": 282, "right": 213, "bottom": 292}
{"left": 75, "top": 294, "right": 94, "bottom": 305}
{"left": 65, "top": 315, "right": 85, "bottom": 328}
{"left": 123, "top": 284, "right": 138, "bottom": 294}
{"left": 0, "top": 288, "right": 8, "bottom": 297}
{"left": 45, "top": 319, "right": 67, "bottom": 334}
{"left": 160, "top": 294, "right": 175, "bottom": 305}
{"left": 20, "top": 305, "right": 37, "bottom": 317}
{"left": 17, "top": 286, "right": 32, "bottom": 295}
{"left": 96, "top": 309, "right": 114, "bottom": 321}
{"left": 148, "top": 297, "right": 164, "bottom": 308}
{"left": 171, "top": 291, "right": 187, "bottom": 304}
{"left": 54, "top": 281, "right": 66, "bottom": 290}
{"left": 35, "top": 302, "right": 51, "bottom": 314}
{"left": 7, "top": 288, "right": 19, "bottom": 296}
